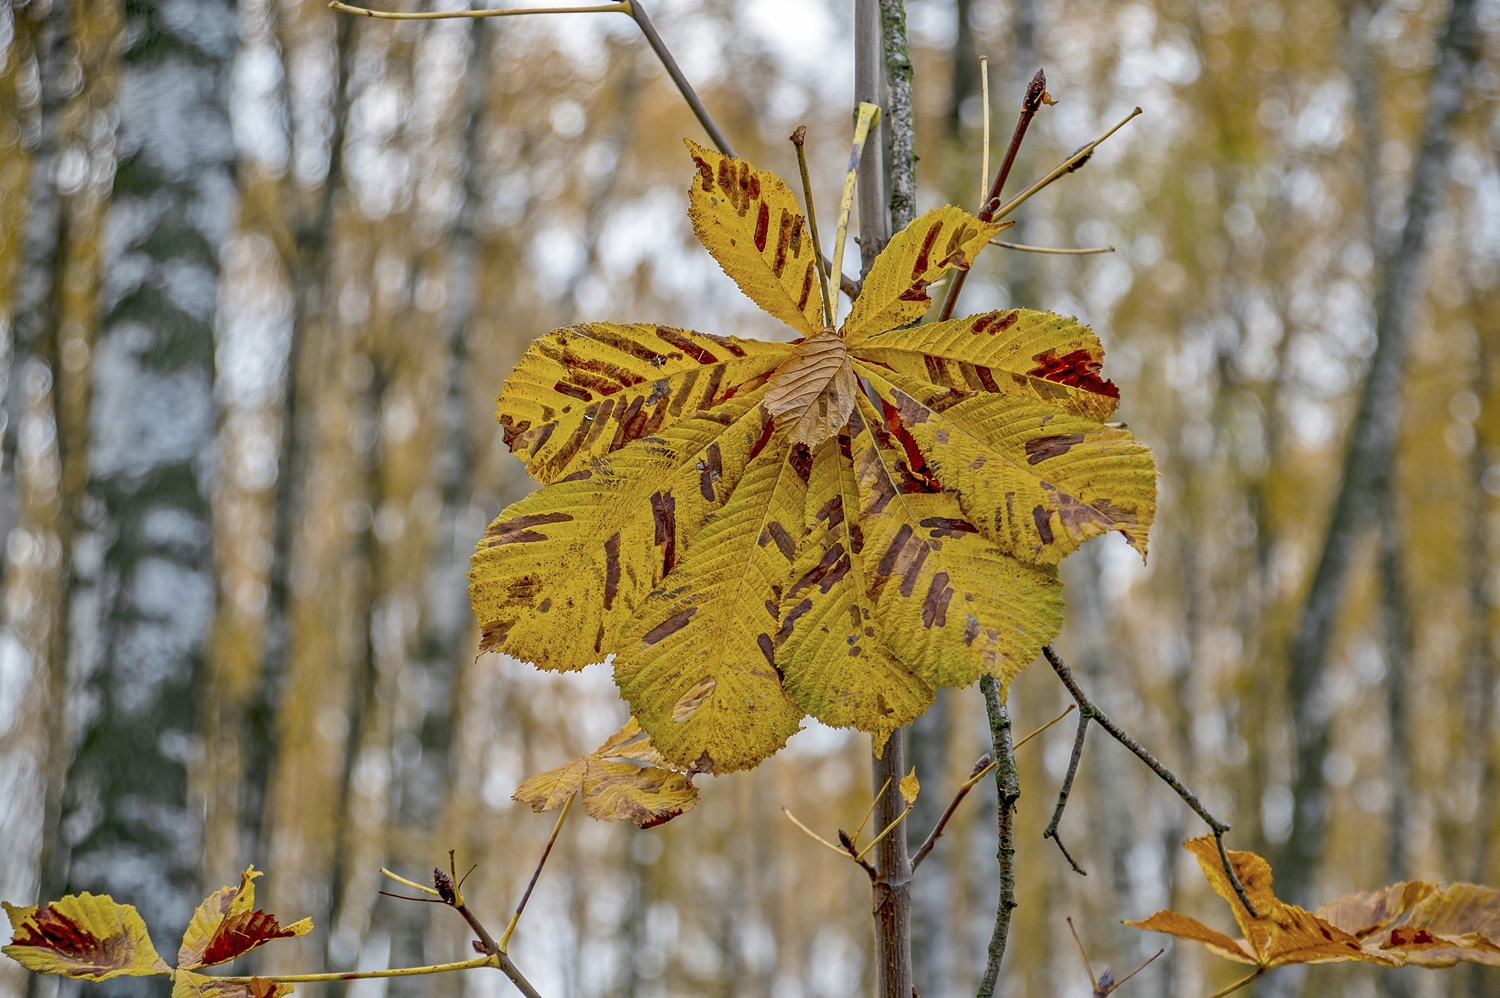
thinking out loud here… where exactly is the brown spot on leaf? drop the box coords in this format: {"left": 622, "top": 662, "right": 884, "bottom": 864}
{"left": 921, "top": 572, "right": 952, "bottom": 628}
{"left": 693, "top": 155, "right": 714, "bottom": 191}
{"left": 912, "top": 220, "right": 943, "bottom": 279}
{"left": 791, "top": 543, "right": 850, "bottom": 597}
{"left": 656, "top": 326, "right": 719, "bottom": 365}
{"left": 761, "top": 521, "right": 796, "bottom": 560}
{"left": 1032, "top": 506, "right": 1055, "bottom": 545}
{"left": 755, "top": 201, "right": 771, "bottom": 252}
{"left": 489, "top": 512, "right": 574, "bottom": 546}
{"left": 876, "top": 523, "right": 913, "bottom": 577}
{"left": 651, "top": 492, "right": 677, "bottom": 575}
{"left": 672, "top": 674, "right": 715, "bottom": 720}
{"left": 756, "top": 633, "right": 776, "bottom": 668}
{"left": 898, "top": 542, "right": 930, "bottom": 598}
{"left": 699, "top": 444, "right": 723, "bottom": 501}
{"left": 553, "top": 381, "right": 593, "bottom": 402}
{"left": 603, "top": 532, "right": 622, "bottom": 610}
{"left": 773, "top": 210, "right": 794, "bottom": 276}
{"left": 789, "top": 443, "right": 813, "bottom": 482}
{"left": 644, "top": 608, "right": 696, "bottom": 646}
{"left": 919, "top": 517, "right": 978, "bottom": 537}
{"left": 964, "top": 615, "right": 980, "bottom": 646}
{"left": 1026, "top": 433, "right": 1085, "bottom": 465}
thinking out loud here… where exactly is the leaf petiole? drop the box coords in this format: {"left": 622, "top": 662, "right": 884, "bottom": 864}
{"left": 829, "top": 102, "right": 881, "bottom": 312}
{"left": 499, "top": 793, "right": 575, "bottom": 953}
{"left": 853, "top": 803, "right": 913, "bottom": 863}
{"left": 1203, "top": 968, "right": 1265, "bottom": 998}
{"left": 850, "top": 775, "right": 892, "bottom": 847}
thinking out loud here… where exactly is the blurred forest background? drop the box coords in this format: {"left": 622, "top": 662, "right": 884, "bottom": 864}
{"left": 4, "top": 0, "right": 1500, "bottom": 996}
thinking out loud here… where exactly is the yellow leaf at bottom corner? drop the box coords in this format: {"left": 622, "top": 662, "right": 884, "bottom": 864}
{"left": 899, "top": 768, "right": 920, "bottom": 805}
{"left": 174, "top": 969, "right": 294, "bottom": 998}
{"left": 3, "top": 894, "right": 171, "bottom": 980}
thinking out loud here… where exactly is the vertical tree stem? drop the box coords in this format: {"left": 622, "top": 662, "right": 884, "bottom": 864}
{"left": 978, "top": 675, "right": 1019, "bottom": 998}
{"left": 879, "top": 0, "right": 915, "bottom": 232}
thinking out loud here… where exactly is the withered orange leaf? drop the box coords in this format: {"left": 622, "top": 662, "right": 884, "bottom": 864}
{"left": 513, "top": 718, "right": 698, "bottom": 827}
{"left": 472, "top": 141, "right": 1156, "bottom": 777}
{"left": 179, "top": 866, "right": 311, "bottom": 969}
{"left": 1126, "top": 836, "right": 1397, "bottom": 969}
{"left": 1320, "top": 882, "right": 1500, "bottom": 967}
{"left": 3, "top": 894, "right": 171, "bottom": 980}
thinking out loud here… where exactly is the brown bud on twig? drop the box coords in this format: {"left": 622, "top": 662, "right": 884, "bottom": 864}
{"left": 1023, "top": 68, "right": 1047, "bottom": 114}
{"left": 790, "top": 125, "right": 807, "bottom": 146}
{"left": 434, "top": 868, "right": 457, "bottom": 905}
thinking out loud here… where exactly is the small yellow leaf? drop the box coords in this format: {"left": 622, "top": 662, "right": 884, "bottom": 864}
{"left": 173, "top": 969, "right": 295, "bottom": 998}
{"left": 512, "top": 719, "right": 699, "bottom": 828}
{"left": 685, "top": 140, "right": 824, "bottom": 336}
{"left": 899, "top": 768, "right": 920, "bottom": 805}
{"left": 3, "top": 894, "right": 170, "bottom": 980}
{"left": 841, "top": 207, "right": 1003, "bottom": 342}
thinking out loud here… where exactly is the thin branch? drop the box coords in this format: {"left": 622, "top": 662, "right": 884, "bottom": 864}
{"left": 783, "top": 806, "right": 850, "bottom": 857}
{"left": 852, "top": 776, "right": 894, "bottom": 847}
{"left": 830, "top": 103, "right": 881, "bottom": 307}
{"left": 938, "top": 68, "right": 1047, "bottom": 322}
{"left": 1067, "top": 917, "right": 1100, "bottom": 993}
{"left": 977, "top": 674, "right": 1020, "bottom": 998}
{"left": 979, "top": 56, "right": 991, "bottom": 210}
{"left": 210, "top": 955, "right": 497, "bottom": 984}
{"left": 499, "top": 793, "right": 574, "bottom": 952}
{"left": 327, "top": 0, "right": 737, "bottom": 158}
{"left": 1043, "top": 645, "right": 1258, "bottom": 919}
{"left": 1111, "top": 949, "right": 1163, "bottom": 992}
{"left": 909, "top": 703, "right": 1074, "bottom": 873}
{"left": 1204, "top": 968, "right": 1265, "bottom": 998}
{"left": 911, "top": 754, "right": 990, "bottom": 872}
{"left": 988, "top": 107, "right": 1141, "bottom": 225}
{"left": 879, "top": 0, "right": 916, "bottom": 230}
{"left": 990, "top": 240, "right": 1114, "bottom": 255}
{"left": 624, "top": 0, "right": 735, "bottom": 157}
{"left": 791, "top": 126, "right": 834, "bottom": 329}
{"left": 379, "top": 891, "right": 447, "bottom": 903}
{"left": 853, "top": 803, "right": 913, "bottom": 862}
{"left": 1043, "top": 710, "right": 1091, "bottom": 876}
{"left": 327, "top": 1, "right": 627, "bottom": 18}
{"left": 379, "top": 868, "right": 441, "bottom": 896}
{"left": 1014, "top": 703, "right": 1075, "bottom": 750}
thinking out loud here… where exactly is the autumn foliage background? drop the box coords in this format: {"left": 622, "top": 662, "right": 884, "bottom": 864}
{"left": 3, "top": 0, "right": 1500, "bottom": 997}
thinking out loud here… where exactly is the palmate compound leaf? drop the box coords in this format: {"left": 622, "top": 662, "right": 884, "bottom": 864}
{"left": 1126, "top": 836, "right": 1400, "bottom": 969}
{"left": 470, "top": 391, "right": 772, "bottom": 669}
{"left": 174, "top": 971, "right": 294, "bottom": 998}
{"left": 513, "top": 718, "right": 698, "bottom": 827}
{"left": 178, "top": 866, "right": 311, "bottom": 970}
{"left": 685, "top": 140, "right": 825, "bottom": 336}
{"left": 496, "top": 321, "right": 790, "bottom": 484}
{"left": 613, "top": 436, "right": 812, "bottom": 774}
{"left": 849, "top": 308, "right": 1122, "bottom": 422}
{"left": 2, "top": 894, "right": 170, "bottom": 980}
{"left": 472, "top": 142, "right": 1156, "bottom": 790}
{"left": 857, "top": 365, "right": 1156, "bottom": 565}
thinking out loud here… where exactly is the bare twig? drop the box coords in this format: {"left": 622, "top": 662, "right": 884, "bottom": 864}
{"left": 1111, "top": 949, "right": 1163, "bottom": 993}
{"left": 1043, "top": 710, "right": 1091, "bottom": 875}
{"left": 379, "top": 867, "right": 440, "bottom": 895}
{"left": 854, "top": 804, "right": 914, "bottom": 862}
{"left": 1015, "top": 703, "right": 1075, "bottom": 750}
{"left": 624, "top": 0, "right": 735, "bottom": 156}
{"left": 979, "top": 56, "right": 991, "bottom": 209}
{"left": 499, "top": 793, "right": 573, "bottom": 952}
{"left": 1042, "top": 645, "right": 1258, "bottom": 918}
{"left": 990, "top": 240, "right": 1114, "bottom": 255}
{"left": 327, "top": 0, "right": 737, "bottom": 158}
{"left": 988, "top": 107, "right": 1141, "bottom": 225}
{"left": 1204, "top": 968, "right": 1265, "bottom": 998}
{"left": 783, "top": 806, "right": 850, "bottom": 857}
{"left": 938, "top": 68, "right": 1046, "bottom": 322}
{"left": 978, "top": 675, "right": 1019, "bottom": 998}
{"left": 911, "top": 754, "right": 988, "bottom": 871}
{"left": 328, "top": 0, "right": 625, "bottom": 16}
{"left": 791, "top": 127, "right": 834, "bottom": 328}
{"left": 910, "top": 703, "right": 1074, "bottom": 873}
{"left": 853, "top": 775, "right": 894, "bottom": 846}
{"left": 1068, "top": 917, "right": 1099, "bottom": 993}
